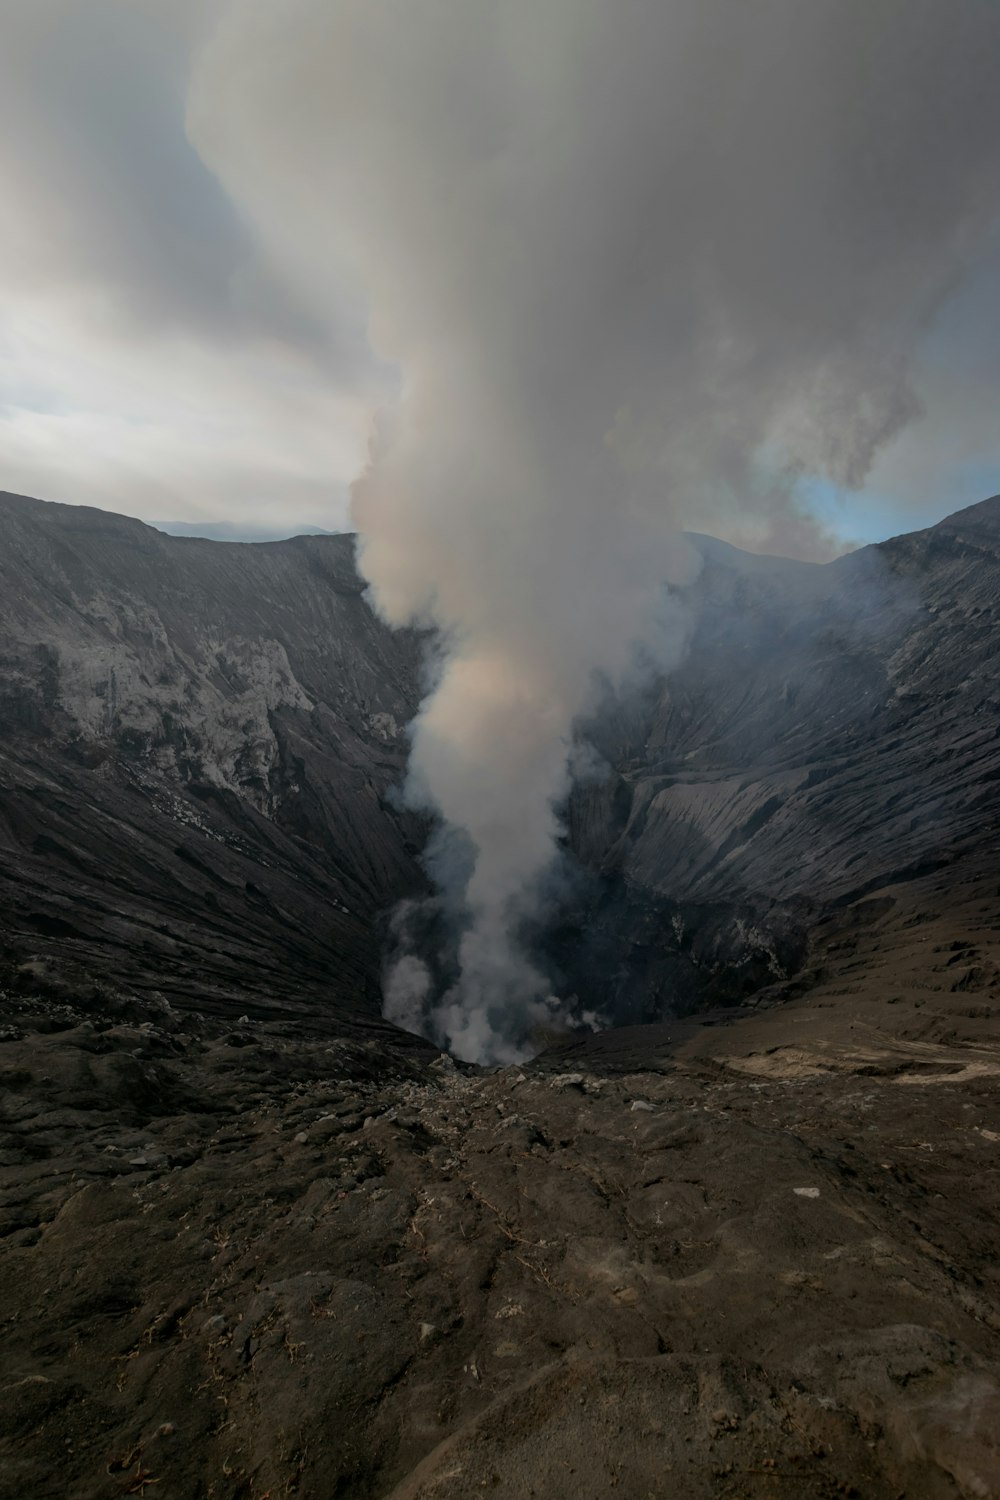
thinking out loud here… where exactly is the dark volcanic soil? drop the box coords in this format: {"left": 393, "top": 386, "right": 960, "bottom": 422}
{"left": 2, "top": 859, "right": 999, "bottom": 1500}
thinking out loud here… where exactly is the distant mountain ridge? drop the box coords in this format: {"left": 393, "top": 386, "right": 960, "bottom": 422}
{"left": 153, "top": 519, "right": 339, "bottom": 543}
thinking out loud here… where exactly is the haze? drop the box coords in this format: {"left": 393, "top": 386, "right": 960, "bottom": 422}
{"left": 0, "top": 0, "right": 996, "bottom": 547}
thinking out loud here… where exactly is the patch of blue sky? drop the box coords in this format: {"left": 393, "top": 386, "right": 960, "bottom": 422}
{"left": 796, "top": 476, "right": 901, "bottom": 548}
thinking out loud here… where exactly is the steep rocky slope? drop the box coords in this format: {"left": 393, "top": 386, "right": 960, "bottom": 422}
{"left": 0, "top": 491, "right": 426, "bottom": 1031}
{"left": 561, "top": 494, "right": 1000, "bottom": 1022}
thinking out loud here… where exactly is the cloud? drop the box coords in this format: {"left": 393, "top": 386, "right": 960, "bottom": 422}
{"left": 0, "top": 0, "right": 330, "bottom": 346}
{"left": 2, "top": 2, "right": 998, "bottom": 538}
{"left": 0, "top": 299, "right": 369, "bottom": 525}
{"left": 861, "top": 254, "right": 1000, "bottom": 527}
{"left": 0, "top": 0, "right": 381, "bottom": 526}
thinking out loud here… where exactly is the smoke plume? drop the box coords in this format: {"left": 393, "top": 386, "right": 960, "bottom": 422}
{"left": 190, "top": 1, "right": 1000, "bottom": 1061}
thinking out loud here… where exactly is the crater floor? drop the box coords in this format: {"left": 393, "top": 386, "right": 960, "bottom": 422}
{"left": 3, "top": 884, "right": 999, "bottom": 1500}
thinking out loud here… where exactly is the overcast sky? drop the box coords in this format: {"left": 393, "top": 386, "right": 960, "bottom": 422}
{"left": 1, "top": 1, "right": 999, "bottom": 550}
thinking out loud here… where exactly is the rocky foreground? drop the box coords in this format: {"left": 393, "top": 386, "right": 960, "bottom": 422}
{"left": 2, "top": 855, "right": 999, "bottom": 1500}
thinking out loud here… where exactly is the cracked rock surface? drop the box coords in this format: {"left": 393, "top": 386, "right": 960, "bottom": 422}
{"left": 2, "top": 939, "right": 998, "bottom": 1499}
